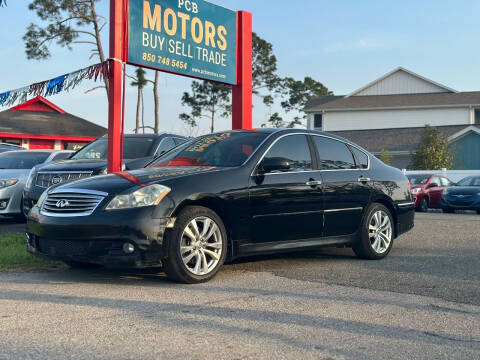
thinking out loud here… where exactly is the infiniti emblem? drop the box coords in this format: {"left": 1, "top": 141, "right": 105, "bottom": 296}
{"left": 56, "top": 199, "right": 70, "bottom": 208}
{"left": 51, "top": 175, "right": 62, "bottom": 185}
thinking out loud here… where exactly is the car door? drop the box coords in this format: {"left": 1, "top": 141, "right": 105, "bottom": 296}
{"left": 311, "top": 135, "right": 372, "bottom": 237}
{"left": 428, "top": 176, "right": 444, "bottom": 207}
{"left": 249, "top": 134, "right": 324, "bottom": 243}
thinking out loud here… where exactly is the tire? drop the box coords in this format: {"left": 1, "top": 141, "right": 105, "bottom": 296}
{"left": 64, "top": 261, "right": 102, "bottom": 269}
{"left": 477, "top": 210, "right": 480, "bottom": 215}
{"left": 163, "top": 206, "right": 227, "bottom": 284}
{"left": 418, "top": 197, "right": 429, "bottom": 212}
{"left": 353, "top": 203, "right": 394, "bottom": 260}
{"left": 442, "top": 208, "right": 454, "bottom": 214}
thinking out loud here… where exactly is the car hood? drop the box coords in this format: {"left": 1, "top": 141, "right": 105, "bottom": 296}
{"left": 446, "top": 186, "right": 480, "bottom": 195}
{"left": 50, "top": 166, "right": 223, "bottom": 195}
{"left": 35, "top": 158, "right": 142, "bottom": 173}
{"left": 0, "top": 169, "right": 30, "bottom": 180}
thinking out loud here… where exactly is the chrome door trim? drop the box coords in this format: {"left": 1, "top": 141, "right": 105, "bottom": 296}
{"left": 397, "top": 202, "right": 416, "bottom": 207}
{"left": 250, "top": 132, "right": 371, "bottom": 177}
{"left": 324, "top": 207, "right": 363, "bottom": 213}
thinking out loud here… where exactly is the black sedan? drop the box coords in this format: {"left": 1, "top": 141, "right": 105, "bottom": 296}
{"left": 26, "top": 129, "right": 415, "bottom": 283}
{"left": 441, "top": 176, "right": 480, "bottom": 214}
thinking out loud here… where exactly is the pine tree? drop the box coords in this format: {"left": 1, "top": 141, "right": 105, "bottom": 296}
{"left": 410, "top": 125, "right": 453, "bottom": 170}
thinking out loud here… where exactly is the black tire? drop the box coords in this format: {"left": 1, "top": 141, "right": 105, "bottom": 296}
{"left": 442, "top": 208, "right": 454, "bottom": 214}
{"left": 163, "top": 206, "right": 227, "bottom": 284}
{"left": 353, "top": 203, "right": 394, "bottom": 260}
{"left": 64, "top": 261, "right": 102, "bottom": 269}
{"left": 418, "top": 197, "right": 429, "bottom": 212}
{"left": 477, "top": 210, "right": 480, "bottom": 215}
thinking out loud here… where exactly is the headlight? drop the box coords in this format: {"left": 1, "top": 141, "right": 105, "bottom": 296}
{"left": 0, "top": 179, "right": 18, "bottom": 188}
{"left": 25, "top": 169, "right": 35, "bottom": 189}
{"left": 105, "top": 184, "right": 171, "bottom": 210}
{"left": 37, "top": 190, "right": 48, "bottom": 208}
{"left": 411, "top": 188, "right": 421, "bottom": 194}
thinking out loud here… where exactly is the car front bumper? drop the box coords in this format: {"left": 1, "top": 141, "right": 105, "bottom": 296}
{"left": 26, "top": 205, "right": 172, "bottom": 268}
{"left": 0, "top": 183, "right": 23, "bottom": 215}
{"left": 440, "top": 196, "right": 480, "bottom": 210}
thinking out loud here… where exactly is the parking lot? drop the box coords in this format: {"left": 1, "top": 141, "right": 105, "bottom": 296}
{"left": 0, "top": 212, "right": 479, "bottom": 359}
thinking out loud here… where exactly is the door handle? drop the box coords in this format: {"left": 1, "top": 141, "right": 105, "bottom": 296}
{"left": 358, "top": 177, "right": 371, "bottom": 183}
{"left": 306, "top": 180, "right": 322, "bottom": 187}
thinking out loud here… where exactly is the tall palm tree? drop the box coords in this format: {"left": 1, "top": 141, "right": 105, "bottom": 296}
{"left": 131, "top": 68, "right": 148, "bottom": 134}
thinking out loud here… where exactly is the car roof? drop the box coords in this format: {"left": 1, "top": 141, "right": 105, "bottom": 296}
{"left": 101, "top": 133, "right": 188, "bottom": 139}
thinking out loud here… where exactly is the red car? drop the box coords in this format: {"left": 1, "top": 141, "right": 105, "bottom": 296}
{"left": 407, "top": 174, "right": 453, "bottom": 212}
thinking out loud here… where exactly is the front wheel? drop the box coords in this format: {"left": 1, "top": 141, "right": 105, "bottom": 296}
{"left": 353, "top": 203, "right": 394, "bottom": 260}
{"left": 163, "top": 206, "right": 227, "bottom": 284}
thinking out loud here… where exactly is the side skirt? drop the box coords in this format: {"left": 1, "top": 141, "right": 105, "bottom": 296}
{"left": 238, "top": 234, "right": 357, "bottom": 257}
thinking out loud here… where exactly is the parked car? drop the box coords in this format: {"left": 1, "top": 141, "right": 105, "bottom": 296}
{"left": 407, "top": 173, "right": 453, "bottom": 212}
{"left": 26, "top": 129, "right": 415, "bottom": 283}
{"left": 0, "top": 143, "right": 24, "bottom": 154}
{"left": 441, "top": 176, "right": 480, "bottom": 214}
{"left": 23, "top": 133, "right": 188, "bottom": 216}
{"left": 0, "top": 150, "right": 73, "bottom": 217}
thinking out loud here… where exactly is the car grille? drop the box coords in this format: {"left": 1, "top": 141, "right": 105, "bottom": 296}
{"left": 38, "top": 238, "right": 89, "bottom": 257}
{"left": 35, "top": 172, "right": 93, "bottom": 188}
{"left": 41, "top": 192, "right": 105, "bottom": 217}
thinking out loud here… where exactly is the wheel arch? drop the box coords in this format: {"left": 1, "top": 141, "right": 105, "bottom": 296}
{"left": 171, "top": 194, "right": 235, "bottom": 258}
{"left": 369, "top": 196, "right": 398, "bottom": 238}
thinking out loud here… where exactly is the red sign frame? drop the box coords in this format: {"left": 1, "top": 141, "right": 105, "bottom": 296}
{"left": 107, "top": 0, "right": 252, "bottom": 173}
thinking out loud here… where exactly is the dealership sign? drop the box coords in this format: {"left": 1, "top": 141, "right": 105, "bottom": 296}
{"left": 128, "top": 0, "right": 237, "bottom": 84}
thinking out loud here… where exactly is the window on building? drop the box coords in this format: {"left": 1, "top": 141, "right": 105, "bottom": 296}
{"left": 475, "top": 109, "right": 480, "bottom": 125}
{"left": 314, "top": 114, "right": 323, "bottom": 129}
{"left": 313, "top": 136, "right": 356, "bottom": 170}
{"left": 0, "top": 139, "right": 21, "bottom": 146}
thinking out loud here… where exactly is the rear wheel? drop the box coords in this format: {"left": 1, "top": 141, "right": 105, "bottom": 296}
{"left": 353, "top": 203, "right": 394, "bottom": 260}
{"left": 163, "top": 206, "right": 227, "bottom": 284}
{"left": 418, "top": 197, "right": 429, "bottom": 212}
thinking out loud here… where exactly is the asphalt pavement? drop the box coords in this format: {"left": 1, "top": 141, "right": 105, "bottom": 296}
{"left": 0, "top": 212, "right": 479, "bottom": 359}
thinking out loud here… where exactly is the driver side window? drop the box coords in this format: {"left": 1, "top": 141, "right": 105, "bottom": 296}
{"left": 262, "top": 135, "right": 313, "bottom": 173}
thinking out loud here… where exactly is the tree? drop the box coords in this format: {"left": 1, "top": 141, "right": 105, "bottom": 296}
{"left": 180, "top": 81, "right": 231, "bottom": 134}
{"left": 23, "top": 0, "right": 108, "bottom": 94}
{"left": 409, "top": 125, "right": 453, "bottom": 170}
{"left": 131, "top": 68, "right": 148, "bottom": 134}
{"left": 378, "top": 149, "right": 392, "bottom": 165}
{"left": 281, "top": 77, "right": 332, "bottom": 125}
{"left": 152, "top": 71, "right": 160, "bottom": 134}
{"left": 252, "top": 32, "right": 283, "bottom": 106}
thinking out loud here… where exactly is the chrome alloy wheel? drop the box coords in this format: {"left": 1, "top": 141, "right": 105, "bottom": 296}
{"left": 368, "top": 210, "right": 392, "bottom": 254}
{"left": 180, "top": 217, "right": 223, "bottom": 276}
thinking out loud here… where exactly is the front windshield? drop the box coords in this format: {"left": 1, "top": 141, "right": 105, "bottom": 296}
{"left": 407, "top": 175, "right": 431, "bottom": 185}
{"left": 71, "top": 137, "right": 156, "bottom": 160}
{"left": 150, "top": 132, "right": 268, "bottom": 168}
{"left": 456, "top": 176, "right": 480, "bottom": 186}
{"left": 0, "top": 152, "right": 50, "bottom": 169}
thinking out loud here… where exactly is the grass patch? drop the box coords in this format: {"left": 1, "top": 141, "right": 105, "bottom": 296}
{"left": 0, "top": 234, "right": 64, "bottom": 273}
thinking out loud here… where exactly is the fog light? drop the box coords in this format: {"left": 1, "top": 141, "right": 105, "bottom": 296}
{"left": 123, "top": 243, "right": 135, "bottom": 254}
{"left": 0, "top": 200, "right": 8, "bottom": 210}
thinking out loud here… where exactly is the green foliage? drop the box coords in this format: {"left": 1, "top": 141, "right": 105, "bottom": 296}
{"left": 252, "top": 32, "right": 282, "bottom": 106}
{"left": 0, "top": 234, "right": 62, "bottom": 272}
{"left": 261, "top": 112, "right": 302, "bottom": 129}
{"left": 378, "top": 149, "right": 392, "bottom": 165}
{"left": 180, "top": 81, "right": 232, "bottom": 133}
{"left": 24, "top": 0, "right": 105, "bottom": 60}
{"left": 131, "top": 68, "right": 147, "bottom": 89}
{"left": 409, "top": 125, "right": 454, "bottom": 170}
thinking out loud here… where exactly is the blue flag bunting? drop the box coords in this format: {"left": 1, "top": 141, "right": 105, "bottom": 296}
{"left": 0, "top": 92, "right": 10, "bottom": 105}
{"left": 0, "top": 1, "right": 6, "bottom": 7}
{"left": 45, "top": 75, "right": 67, "bottom": 96}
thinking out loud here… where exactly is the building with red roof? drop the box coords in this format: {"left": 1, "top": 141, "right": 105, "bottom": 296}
{"left": 0, "top": 96, "right": 106, "bottom": 150}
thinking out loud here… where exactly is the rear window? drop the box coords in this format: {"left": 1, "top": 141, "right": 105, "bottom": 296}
{"left": 313, "top": 136, "right": 356, "bottom": 170}
{"left": 0, "top": 152, "right": 50, "bottom": 169}
{"left": 350, "top": 147, "right": 369, "bottom": 169}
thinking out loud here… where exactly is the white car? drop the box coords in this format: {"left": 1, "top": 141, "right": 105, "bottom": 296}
{"left": 0, "top": 150, "right": 73, "bottom": 218}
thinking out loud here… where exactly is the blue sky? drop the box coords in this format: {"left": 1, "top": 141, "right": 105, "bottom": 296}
{"left": 1, "top": 0, "right": 479, "bottom": 135}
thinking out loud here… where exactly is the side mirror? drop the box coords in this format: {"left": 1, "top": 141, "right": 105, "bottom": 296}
{"left": 259, "top": 157, "right": 291, "bottom": 174}
{"left": 428, "top": 182, "right": 439, "bottom": 189}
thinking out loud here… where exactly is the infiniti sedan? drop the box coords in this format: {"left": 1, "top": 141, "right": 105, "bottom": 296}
{"left": 26, "top": 129, "right": 415, "bottom": 283}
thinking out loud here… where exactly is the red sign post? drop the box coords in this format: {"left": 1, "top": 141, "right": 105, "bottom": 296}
{"left": 107, "top": 0, "right": 252, "bottom": 173}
